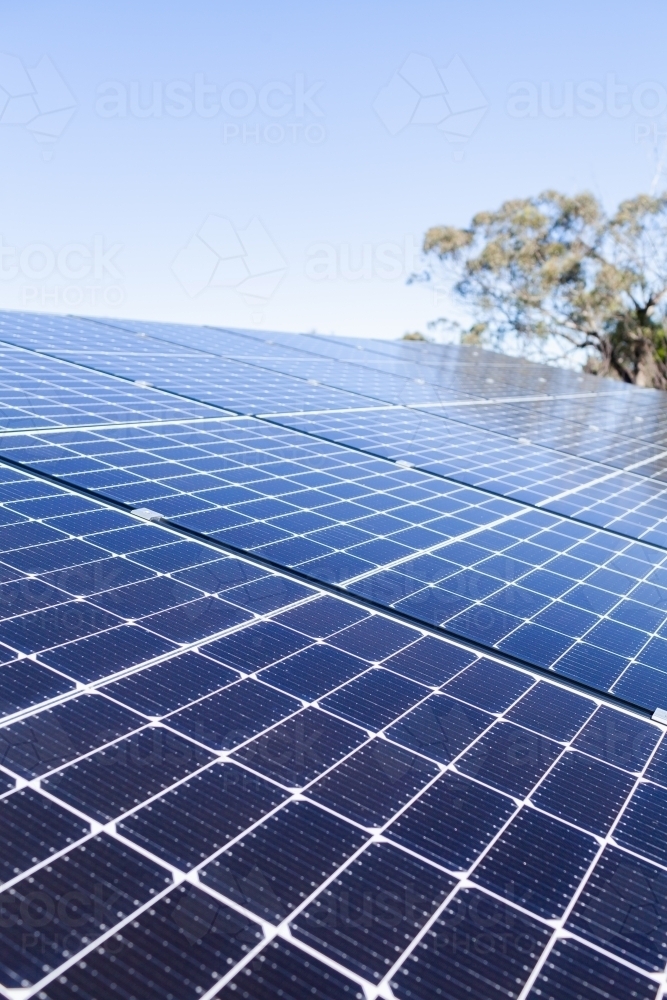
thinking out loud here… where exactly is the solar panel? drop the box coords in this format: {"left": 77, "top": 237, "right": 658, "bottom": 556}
{"left": 0, "top": 309, "right": 666, "bottom": 999}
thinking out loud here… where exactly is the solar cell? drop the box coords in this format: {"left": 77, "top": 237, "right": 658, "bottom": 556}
{"left": 566, "top": 846, "right": 667, "bottom": 972}
{"left": 38, "top": 885, "right": 263, "bottom": 1000}
{"left": 0, "top": 310, "right": 666, "bottom": 998}
{"left": 118, "top": 762, "right": 288, "bottom": 870}
{"left": 100, "top": 649, "right": 240, "bottom": 715}
{"left": 455, "top": 719, "right": 562, "bottom": 796}
{"left": 470, "top": 806, "right": 599, "bottom": 918}
{"left": 230, "top": 705, "right": 368, "bottom": 787}
{"left": 41, "top": 726, "right": 215, "bottom": 822}
{"left": 303, "top": 737, "right": 439, "bottom": 827}
{"left": 0, "top": 833, "right": 172, "bottom": 990}
{"left": 530, "top": 749, "right": 636, "bottom": 834}
{"left": 528, "top": 938, "right": 659, "bottom": 1000}
{"left": 217, "top": 938, "right": 365, "bottom": 999}
{"left": 199, "top": 799, "right": 368, "bottom": 922}
{"left": 290, "top": 842, "right": 455, "bottom": 982}
{"left": 0, "top": 787, "right": 90, "bottom": 883}
{"left": 384, "top": 770, "right": 517, "bottom": 871}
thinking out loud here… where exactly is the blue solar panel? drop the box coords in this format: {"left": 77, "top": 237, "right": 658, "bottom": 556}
{"left": 0, "top": 309, "right": 666, "bottom": 998}
{"left": 4, "top": 417, "right": 667, "bottom": 710}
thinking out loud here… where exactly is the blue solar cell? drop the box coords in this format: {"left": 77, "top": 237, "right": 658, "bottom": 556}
{"left": 173, "top": 556, "right": 267, "bottom": 592}
{"left": 329, "top": 615, "right": 418, "bottom": 660}
{"left": 201, "top": 619, "right": 312, "bottom": 671}
{"left": 139, "top": 594, "right": 252, "bottom": 642}
{"left": 390, "top": 887, "right": 551, "bottom": 1000}
{"left": 0, "top": 787, "right": 90, "bottom": 883}
{"left": 566, "top": 583, "right": 620, "bottom": 613}
{"left": 47, "top": 508, "right": 133, "bottom": 534}
{"left": 385, "top": 693, "right": 492, "bottom": 765}
{"left": 554, "top": 642, "right": 630, "bottom": 690}
{"left": 166, "top": 678, "right": 302, "bottom": 750}
{"left": 0, "top": 600, "right": 122, "bottom": 653}
{"left": 290, "top": 842, "right": 455, "bottom": 983}
{"left": 118, "top": 762, "right": 288, "bottom": 869}
{"left": 42, "top": 726, "right": 214, "bottom": 822}
{"left": 441, "top": 657, "right": 534, "bottom": 712}
{"left": 645, "top": 734, "right": 667, "bottom": 787}
{"left": 497, "top": 621, "right": 573, "bottom": 667}
{"left": 0, "top": 693, "right": 144, "bottom": 777}
{"left": 305, "top": 550, "right": 375, "bottom": 583}
{"left": 305, "top": 738, "right": 439, "bottom": 827}
{"left": 457, "top": 721, "right": 562, "bottom": 797}
{"left": 533, "top": 601, "right": 598, "bottom": 636}
{"left": 566, "top": 846, "right": 667, "bottom": 972}
{"left": 385, "top": 771, "right": 516, "bottom": 871}
{"left": 320, "top": 668, "right": 427, "bottom": 731}
{"left": 259, "top": 644, "right": 366, "bottom": 701}
{"left": 38, "top": 885, "right": 263, "bottom": 1000}
{"left": 0, "top": 832, "right": 173, "bottom": 989}
{"left": 101, "top": 650, "right": 239, "bottom": 716}
{"left": 586, "top": 618, "right": 648, "bottom": 657}
{"left": 504, "top": 680, "right": 595, "bottom": 740}
{"left": 347, "top": 569, "right": 424, "bottom": 605}
{"left": 222, "top": 939, "right": 365, "bottom": 999}
{"left": 230, "top": 706, "right": 367, "bottom": 787}
{"left": 199, "top": 800, "right": 367, "bottom": 923}
{"left": 3, "top": 537, "right": 109, "bottom": 574}
{"left": 447, "top": 604, "right": 523, "bottom": 645}
{"left": 273, "top": 595, "right": 368, "bottom": 637}
{"left": 128, "top": 540, "right": 221, "bottom": 572}
{"left": 472, "top": 807, "right": 598, "bottom": 918}
{"left": 0, "top": 770, "right": 14, "bottom": 794}
{"left": 0, "top": 659, "right": 75, "bottom": 718}
{"left": 6, "top": 494, "right": 97, "bottom": 518}
{"left": 40, "top": 624, "right": 176, "bottom": 682}
{"left": 222, "top": 574, "right": 314, "bottom": 612}
{"left": 572, "top": 706, "right": 660, "bottom": 772}
{"left": 612, "top": 663, "right": 667, "bottom": 709}
{"left": 614, "top": 782, "right": 667, "bottom": 866}
{"left": 85, "top": 523, "right": 171, "bottom": 552}
{"left": 40, "top": 554, "right": 155, "bottom": 593}
{"left": 91, "top": 574, "right": 200, "bottom": 617}
{"left": 393, "top": 586, "right": 470, "bottom": 624}
{"left": 612, "top": 599, "right": 664, "bottom": 632}
{"left": 529, "top": 937, "right": 659, "bottom": 1000}
{"left": 381, "top": 636, "right": 475, "bottom": 687}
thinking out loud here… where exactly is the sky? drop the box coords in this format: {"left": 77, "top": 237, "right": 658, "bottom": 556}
{"left": 2, "top": 1, "right": 667, "bottom": 341}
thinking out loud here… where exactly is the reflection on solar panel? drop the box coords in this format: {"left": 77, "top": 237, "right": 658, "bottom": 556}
{"left": 0, "top": 310, "right": 666, "bottom": 999}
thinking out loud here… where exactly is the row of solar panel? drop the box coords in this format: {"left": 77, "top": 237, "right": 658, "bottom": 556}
{"left": 0, "top": 484, "right": 666, "bottom": 998}
{"left": 2, "top": 416, "right": 667, "bottom": 711}
{"left": 6, "top": 308, "right": 667, "bottom": 478}
{"left": 1, "top": 309, "right": 616, "bottom": 402}
{"left": 2, "top": 315, "right": 667, "bottom": 554}
{"left": 13, "top": 309, "right": 667, "bottom": 469}
{"left": 275, "top": 406, "right": 667, "bottom": 546}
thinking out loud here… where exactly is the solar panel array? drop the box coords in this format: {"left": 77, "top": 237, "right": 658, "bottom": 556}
{"left": 0, "top": 310, "right": 666, "bottom": 1000}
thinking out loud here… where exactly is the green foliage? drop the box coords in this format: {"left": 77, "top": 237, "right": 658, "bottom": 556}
{"left": 416, "top": 190, "right": 667, "bottom": 388}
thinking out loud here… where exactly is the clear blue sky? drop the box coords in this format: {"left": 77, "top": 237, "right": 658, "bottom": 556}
{"left": 2, "top": 1, "right": 666, "bottom": 339}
